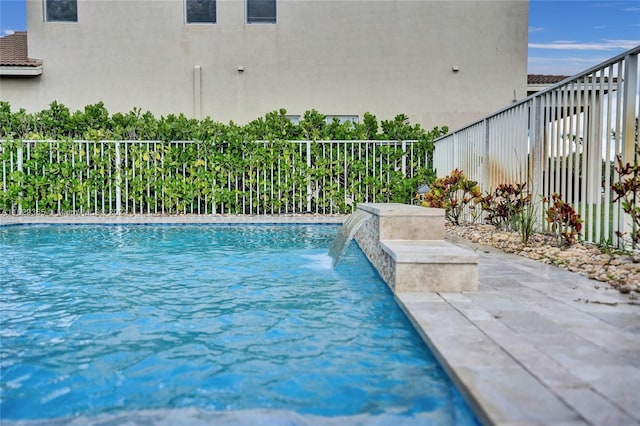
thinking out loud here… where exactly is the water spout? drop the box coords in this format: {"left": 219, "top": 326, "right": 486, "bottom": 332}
{"left": 328, "top": 210, "right": 371, "bottom": 267}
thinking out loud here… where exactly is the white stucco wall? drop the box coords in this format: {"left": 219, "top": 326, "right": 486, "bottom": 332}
{"left": 0, "top": 0, "right": 528, "bottom": 130}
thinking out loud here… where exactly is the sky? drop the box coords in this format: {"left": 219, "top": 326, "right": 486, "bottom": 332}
{"left": 0, "top": 0, "right": 639, "bottom": 76}
{"left": 527, "top": 0, "right": 640, "bottom": 75}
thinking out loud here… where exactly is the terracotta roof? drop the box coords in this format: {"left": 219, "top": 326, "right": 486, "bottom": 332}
{"left": 527, "top": 74, "right": 569, "bottom": 85}
{"left": 0, "top": 31, "right": 43, "bottom": 67}
{"left": 528, "top": 74, "right": 618, "bottom": 85}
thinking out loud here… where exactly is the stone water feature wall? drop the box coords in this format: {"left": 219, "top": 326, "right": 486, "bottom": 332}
{"left": 354, "top": 214, "right": 395, "bottom": 287}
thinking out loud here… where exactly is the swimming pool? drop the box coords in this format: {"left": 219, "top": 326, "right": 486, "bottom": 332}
{"left": 0, "top": 224, "right": 478, "bottom": 425}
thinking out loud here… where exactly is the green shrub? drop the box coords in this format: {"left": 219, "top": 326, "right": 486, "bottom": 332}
{"left": 0, "top": 101, "right": 447, "bottom": 214}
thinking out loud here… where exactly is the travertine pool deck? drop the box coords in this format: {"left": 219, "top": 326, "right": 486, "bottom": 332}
{"left": 400, "top": 235, "right": 640, "bottom": 426}
{"left": 2, "top": 215, "right": 639, "bottom": 425}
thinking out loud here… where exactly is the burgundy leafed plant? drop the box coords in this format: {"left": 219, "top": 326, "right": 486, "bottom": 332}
{"left": 544, "top": 193, "right": 583, "bottom": 246}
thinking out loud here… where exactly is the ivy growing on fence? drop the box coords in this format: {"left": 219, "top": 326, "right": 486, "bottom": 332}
{"left": 0, "top": 102, "right": 447, "bottom": 215}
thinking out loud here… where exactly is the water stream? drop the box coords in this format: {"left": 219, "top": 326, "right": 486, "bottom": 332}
{"left": 328, "top": 209, "right": 372, "bottom": 267}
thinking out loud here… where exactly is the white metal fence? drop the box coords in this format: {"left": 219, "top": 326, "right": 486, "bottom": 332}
{"left": 434, "top": 46, "right": 640, "bottom": 246}
{"left": 1, "top": 139, "right": 429, "bottom": 215}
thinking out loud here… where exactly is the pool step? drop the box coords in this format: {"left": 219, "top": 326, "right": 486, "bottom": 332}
{"left": 354, "top": 203, "right": 478, "bottom": 293}
{"left": 380, "top": 240, "right": 478, "bottom": 292}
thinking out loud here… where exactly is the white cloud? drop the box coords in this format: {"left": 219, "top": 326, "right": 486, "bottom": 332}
{"left": 528, "top": 56, "right": 608, "bottom": 65}
{"left": 529, "top": 40, "right": 640, "bottom": 51}
{"left": 528, "top": 26, "right": 544, "bottom": 33}
{"left": 3, "top": 30, "right": 15, "bottom": 36}
{"left": 623, "top": 7, "right": 640, "bottom": 11}
{"left": 528, "top": 56, "right": 609, "bottom": 76}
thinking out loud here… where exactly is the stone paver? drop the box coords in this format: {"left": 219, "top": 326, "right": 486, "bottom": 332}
{"left": 398, "top": 240, "right": 640, "bottom": 426}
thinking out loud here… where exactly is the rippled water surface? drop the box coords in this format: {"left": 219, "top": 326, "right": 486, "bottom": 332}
{"left": 0, "top": 225, "right": 478, "bottom": 425}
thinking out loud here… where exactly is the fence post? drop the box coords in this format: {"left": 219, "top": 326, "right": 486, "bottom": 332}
{"left": 306, "top": 141, "right": 312, "bottom": 212}
{"left": 483, "top": 118, "right": 490, "bottom": 192}
{"left": 115, "top": 141, "right": 122, "bottom": 215}
{"left": 530, "top": 96, "right": 543, "bottom": 210}
{"left": 620, "top": 53, "right": 639, "bottom": 243}
{"left": 17, "top": 142, "right": 23, "bottom": 215}
{"left": 401, "top": 140, "right": 407, "bottom": 176}
{"left": 621, "top": 53, "right": 638, "bottom": 171}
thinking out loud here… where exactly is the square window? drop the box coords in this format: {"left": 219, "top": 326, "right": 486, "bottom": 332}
{"left": 286, "top": 115, "right": 301, "bottom": 124}
{"left": 186, "top": 0, "right": 216, "bottom": 24}
{"left": 326, "top": 115, "right": 359, "bottom": 125}
{"left": 247, "top": 0, "right": 276, "bottom": 24}
{"left": 45, "top": 0, "right": 77, "bottom": 22}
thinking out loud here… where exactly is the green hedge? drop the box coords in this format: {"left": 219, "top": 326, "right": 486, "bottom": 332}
{"left": 0, "top": 102, "right": 447, "bottom": 214}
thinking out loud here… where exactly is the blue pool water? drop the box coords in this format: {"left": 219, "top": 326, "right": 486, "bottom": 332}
{"left": 0, "top": 225, "right": 478, "bottom": 425}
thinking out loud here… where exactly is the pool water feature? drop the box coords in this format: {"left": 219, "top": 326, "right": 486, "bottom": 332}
{"left": 328, "top": 209, "right": 371, "bottom": 267}
{"left": 0, "top": 225, "right": 478, "bottom": 425}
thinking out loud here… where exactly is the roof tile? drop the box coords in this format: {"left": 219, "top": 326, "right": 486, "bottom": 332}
{"left": 0, "top": 31, "right": 43, "bottom": 67}
{"left": 527, "top": 74, "right": 569, "bottom": 85}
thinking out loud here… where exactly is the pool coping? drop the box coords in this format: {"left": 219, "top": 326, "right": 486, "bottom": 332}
{"left": 0, "top": 214, "right": 346, "bottom": 226}
{"left": 3, "top": 214, "right": 638, "bottom": 425}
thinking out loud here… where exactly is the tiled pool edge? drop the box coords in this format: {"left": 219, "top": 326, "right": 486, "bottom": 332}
{"left": 396, "top": 293, "right": 586, "bottom": 426}
{"left": 396, "top": 293, "right": 495, "bottom": 425}
{"left": 0, "top": 214, "right": 346, "bottom": 226}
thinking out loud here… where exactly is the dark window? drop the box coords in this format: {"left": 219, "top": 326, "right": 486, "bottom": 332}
{"left": 46, "top": 0, "right": 77, "bottom": 22}
{"left": 247, "top": 0, "right": 276, "bottom": 24}
{"left": 186, "top": 0, "right": 216, "bottom": 24}
{"left": 326, "top": 115, "right": 359, "bottom": 125}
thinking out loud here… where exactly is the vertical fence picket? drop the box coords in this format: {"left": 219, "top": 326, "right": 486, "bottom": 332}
{"left": 573, "top": 80, "right": 583, "bottom": 213}
{"left": 566, "top": 82, "right": 575, "bottom": 205}
{"left": 17, "top": 144, "right": 23, "bottom": 215}
{"left": 602, "top": 66, "right": 613, "bottom": 243}
{"left": 2, "top": 145, "right": 7, "bottom": 212}
{"left": 613, "top": 62, "right": 625, "bottom": 246}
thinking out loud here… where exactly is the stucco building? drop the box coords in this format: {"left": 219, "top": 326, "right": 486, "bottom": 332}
{"left": 0, "top": 0, "right": 528, "bottom": 129}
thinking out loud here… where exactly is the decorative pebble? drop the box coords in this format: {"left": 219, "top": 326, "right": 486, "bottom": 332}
{"left": 619, "top": 284, "right": 633, "bottom": 294}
